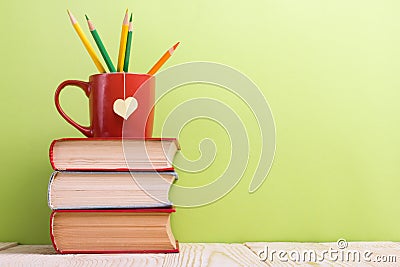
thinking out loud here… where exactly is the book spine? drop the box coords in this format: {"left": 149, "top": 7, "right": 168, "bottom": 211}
{"left": 49, "top": 139, "right": 57, "bottom": 170}
{"left": 47, "top": 171, "right": 58, "bottom": 210}
{"left": 49, "top": 210, "right": 61, "bottom": 254}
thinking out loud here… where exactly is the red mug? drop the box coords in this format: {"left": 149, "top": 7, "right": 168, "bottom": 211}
{"left": 55, "top": 73, "right": 155, "bottom": 137}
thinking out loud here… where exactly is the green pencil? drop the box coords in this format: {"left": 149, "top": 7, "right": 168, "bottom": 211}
{"left": 123, "top": 13, "right": 133, "bottom": 72}
{"left": 86, "top": 15, "right": 116, "bottom": 72}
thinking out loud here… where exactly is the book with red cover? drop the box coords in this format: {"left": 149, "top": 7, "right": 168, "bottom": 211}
{"left": 50, "top": 208, "right": 179, "bottom": 254}
{"left": 49, "top": 138, "right": 179, "bottom": 171}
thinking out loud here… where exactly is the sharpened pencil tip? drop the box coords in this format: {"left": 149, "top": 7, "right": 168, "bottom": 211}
{"left": 123, "top": 10, "right": 129, "bottom": 24}
{"left": 86, "top": 15, "right": 95, "bottom": 31}
{"left": 129, "top": 13, "right": 133, "bottom": 22}
{"left": 67, "top": 9, "right": 77, "bottom": 24}
{"left": 128, "top": 14, "right": 134, "bottom": 31}
{"left": 173, "top": 42, "right": 180, "bottom": 50}
{"left": 125, "top": 8, "right": 128, "bottom": 13}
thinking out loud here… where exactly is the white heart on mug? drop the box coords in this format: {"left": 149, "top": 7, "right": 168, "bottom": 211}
{"left": 113, "top": 97, "right": 138, "bottom": 120}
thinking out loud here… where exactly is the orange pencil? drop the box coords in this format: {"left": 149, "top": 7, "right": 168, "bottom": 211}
{"left": 147, "top": 42, "right": 180, "bottom": 75}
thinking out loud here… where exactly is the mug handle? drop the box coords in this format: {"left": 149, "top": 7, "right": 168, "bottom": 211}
{"left": 54, "top": 80, "right": 93, "bottom": 137}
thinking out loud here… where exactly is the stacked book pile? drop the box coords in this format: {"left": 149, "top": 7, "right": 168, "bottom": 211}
{"left": 47, "top": 138, "right": 180, "bottom": 254}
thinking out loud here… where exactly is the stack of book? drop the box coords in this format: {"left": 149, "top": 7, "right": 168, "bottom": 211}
{"left": 47, "top": 138, "right": 180, "bottom": 254}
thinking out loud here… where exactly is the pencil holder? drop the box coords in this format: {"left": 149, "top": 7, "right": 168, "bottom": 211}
{"left": 55, "top": 73, "right": 155, "bottom": 138}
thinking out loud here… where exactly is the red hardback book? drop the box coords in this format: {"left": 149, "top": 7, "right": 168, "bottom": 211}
{"left": 50, "top": 208, "right": 179, "bottom": 254}
{"left": 49, "top": 138, "right": 180, "bottom": 171}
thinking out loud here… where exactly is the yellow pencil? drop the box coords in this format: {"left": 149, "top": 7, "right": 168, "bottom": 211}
{"left": 67, "top": 10, "right": 106, "bottom": 73}
{"left": 147, "top": 42, "right": 180, "bottom": 75}
{"left": 117, "top": 9, "right": 129, "bottom": 72}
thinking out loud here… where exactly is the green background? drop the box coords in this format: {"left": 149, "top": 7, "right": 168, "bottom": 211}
{"left": 1, "top": 0, "right": 400, "bottom": 244}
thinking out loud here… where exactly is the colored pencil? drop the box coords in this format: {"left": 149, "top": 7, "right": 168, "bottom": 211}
{"left": 67, "top": 10, "right": 106, "bottom": 73}
{"left": 117, "top": 9, "right": 129, "bottom": 72}
{"left": 86, "top": 15, "right": 116, "bottom": 72}
{"left": 147, "top": 42, "right": 180, "bottom": 75}
{"left": 123, "top": 13, "right": 134, "bottom": 72}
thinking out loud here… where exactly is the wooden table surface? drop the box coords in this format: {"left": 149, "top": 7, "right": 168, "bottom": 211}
{"left": 0, "top": 242, "right": 399, "bottom": 266}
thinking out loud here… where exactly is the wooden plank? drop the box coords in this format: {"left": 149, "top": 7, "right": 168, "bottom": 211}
{"left": 245, "top": 242, "right": 400, "bottom": 267}
{"left": 0, "top": 245, "right": 57, "bottom": 254}
{"left": 0, "top": 242, "right": 18, "bottom": 251}
{"left": 0, "top": 243, "right": 398, "bottom": 266}
{"left": 162, "top": 243, "right": 268, "bottom": 267}
{"left": 0, "top": 245, "right": 166, "bottom": 267}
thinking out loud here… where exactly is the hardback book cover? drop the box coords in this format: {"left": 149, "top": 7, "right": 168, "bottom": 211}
{"left": 49, "top": 138, "right": 180, "bottom": 171}
{"left": 50, "top": 208, "right": 179, "bottom": 254}
{"left": 48, "top": 171, "right": 177, "bottom": 209}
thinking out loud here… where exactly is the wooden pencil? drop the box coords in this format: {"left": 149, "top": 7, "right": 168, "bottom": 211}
{"left": 86, "top": 15, "right": 116, "bottom": 72}
{"left": 117, "top": 9, "right": 129, "bottom": 72}
{"left": 147, "top": 42, "right": 180, "bottom": 75}
{"left": 67, "top": 10, "right": 106, "bottom": 73}
{"left": 123, "top": 13, "right": 133, "bottom": 72}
